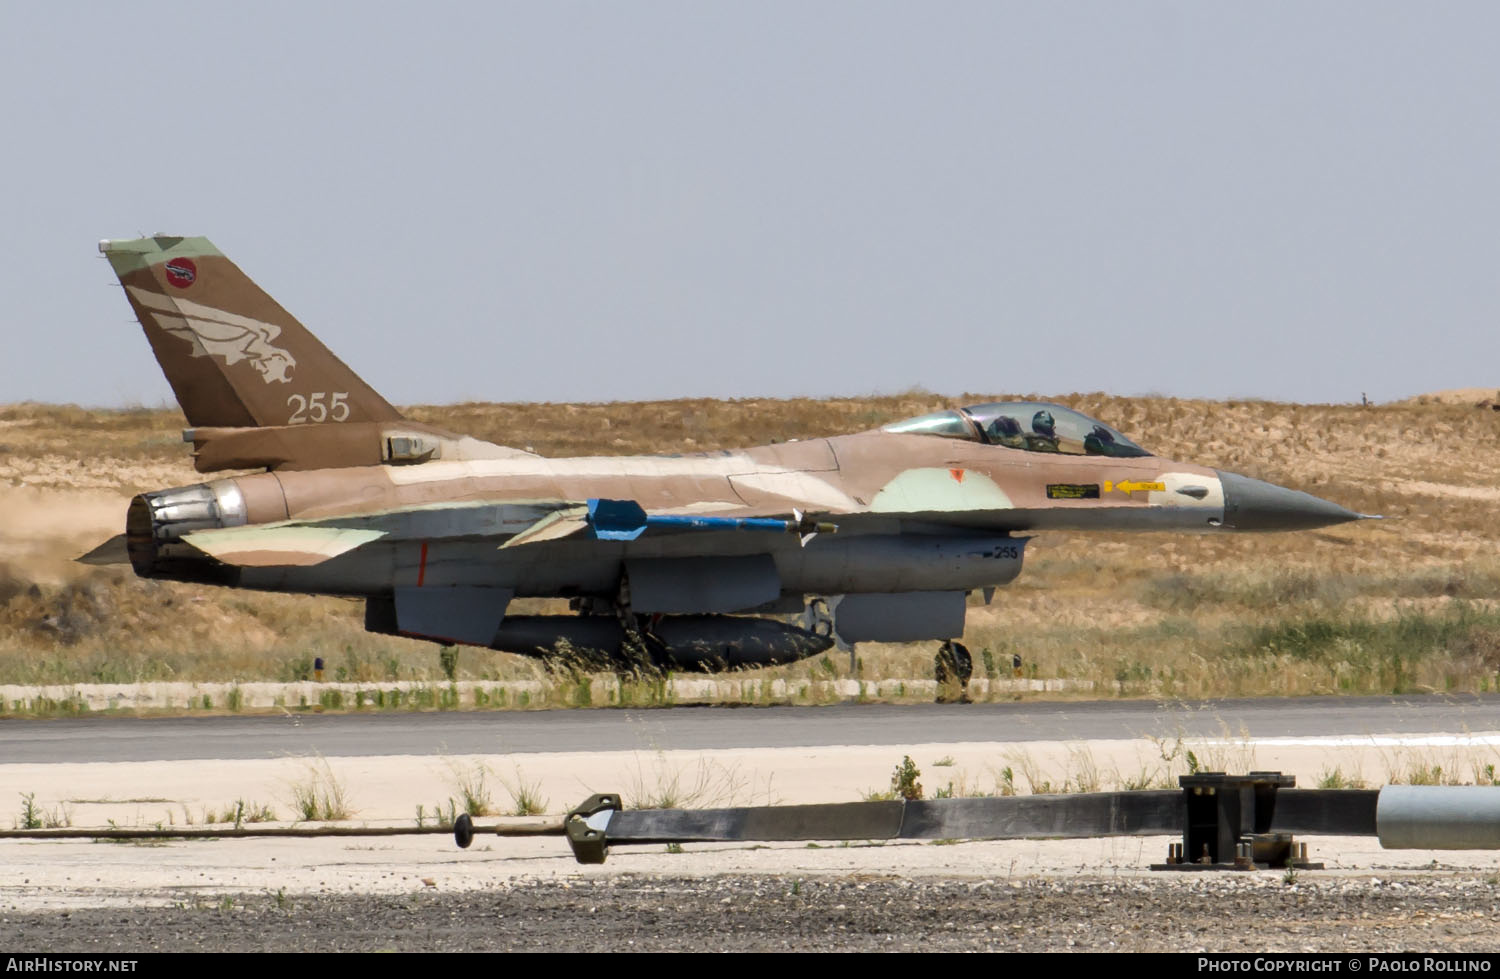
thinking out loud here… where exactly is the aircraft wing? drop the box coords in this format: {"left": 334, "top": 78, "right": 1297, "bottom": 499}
{"left": 177, "top": 501, "right": 577, "bottom": 567}
{"left": 175, "top": 497, "right": 840, "bottom": 568}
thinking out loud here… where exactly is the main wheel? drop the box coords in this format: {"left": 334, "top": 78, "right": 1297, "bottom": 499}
{"left": 934, "top": 641, "right": 973, "bottom": 686}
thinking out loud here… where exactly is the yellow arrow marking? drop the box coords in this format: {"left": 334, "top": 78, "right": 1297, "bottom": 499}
{"left": 1103, "top": 480, "right": 1165, "bottom": 494}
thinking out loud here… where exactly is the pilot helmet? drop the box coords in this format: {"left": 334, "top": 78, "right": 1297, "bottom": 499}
{"left": 1031, "top": 410, "right": 1056, "bottom": 437}
{"left": 989, "top": 415, "right": 1022, "bottom": 439}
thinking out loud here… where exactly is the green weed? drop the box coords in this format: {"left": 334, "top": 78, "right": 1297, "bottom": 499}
{"left": 890, "top": 756, "right": 923, "bottom": 801}
{"left": 17, "top": 793, "right": 41, "bottom": 830}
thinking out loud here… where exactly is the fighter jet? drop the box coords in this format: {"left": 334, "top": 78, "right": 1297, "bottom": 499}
{"left": 91, "top": 235, "right": 1369, "bottom": 688}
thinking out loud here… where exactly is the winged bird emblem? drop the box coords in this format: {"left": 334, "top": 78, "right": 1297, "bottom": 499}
{"left": 127, "top": 285, "right": 297, "bottom": 384}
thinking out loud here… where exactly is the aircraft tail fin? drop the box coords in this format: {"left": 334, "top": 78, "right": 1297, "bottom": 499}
{"left": 99, "top": 236, "right": 403, "bottom": 428}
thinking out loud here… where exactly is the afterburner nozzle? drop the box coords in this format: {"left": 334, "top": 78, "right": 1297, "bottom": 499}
{"left": 125, "top": 481, "right": 247, "bottom": 583}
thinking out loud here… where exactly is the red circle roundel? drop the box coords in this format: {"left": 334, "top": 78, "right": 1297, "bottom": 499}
{"left": 164, "top": 257, "right": 197, "bottom": 289}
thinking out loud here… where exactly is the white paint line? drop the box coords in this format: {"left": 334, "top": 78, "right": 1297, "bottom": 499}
{"left": 1204, "top": 733, "right": 1500, "bottom": 748}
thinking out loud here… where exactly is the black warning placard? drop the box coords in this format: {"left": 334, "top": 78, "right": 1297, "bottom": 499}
{"left": 1046, "top": 483, "right": 1101, "bottom": 500}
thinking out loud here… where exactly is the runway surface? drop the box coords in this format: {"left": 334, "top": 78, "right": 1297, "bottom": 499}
{"left": 6, "top": 693, "right": 1500, "bottom": 763}
{"left": 8, "top": 694, "right": 1500, "bottom": 951}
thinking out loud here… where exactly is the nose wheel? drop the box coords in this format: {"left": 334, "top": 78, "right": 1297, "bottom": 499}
{"left": 934, "top": 640, "right": 973, "bottom": 703}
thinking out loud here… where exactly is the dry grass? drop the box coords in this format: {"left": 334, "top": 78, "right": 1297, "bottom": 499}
{"left": 499, "top": 767, "right": 549, "bottom": 816}
{"left": 911, "top": 734, "right": 1250, "bottom": 799}
{"left": 445, "top": 761, "right": 496, "bottom": 817}
{"left": 1377, "top": 745, "right": 1500, "bottom": 787}
{"left": 206, "top": 800, "right": 277, "bottom": 826}
{"left": 285, "top": 757, "right": 353, "bottom": 822}
{"left": 3, "top": 394, "right": 1500, "bottom": 703}
{"left": 621, "top": 753, "right": 777, "bottom": 810}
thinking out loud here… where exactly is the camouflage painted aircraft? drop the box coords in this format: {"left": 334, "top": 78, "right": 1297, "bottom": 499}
{"left": 91, "top": 235, "right": 1370, "bottom": 688}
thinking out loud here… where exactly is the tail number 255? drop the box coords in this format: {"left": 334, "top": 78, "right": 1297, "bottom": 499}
{"left": 287, "top": 392, "right": 350, "bottom": 424}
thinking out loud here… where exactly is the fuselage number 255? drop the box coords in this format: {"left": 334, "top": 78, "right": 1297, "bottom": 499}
{"left": 287, "top": 392, "right": 350, "bottom": 424}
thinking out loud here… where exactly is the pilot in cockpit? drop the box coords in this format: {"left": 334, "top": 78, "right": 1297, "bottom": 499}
{"left": 1026, "top": 409, "right": 1060, "bottom": 452}
{"left": 986, "top": 414, "right": 1026, "bottom": 449}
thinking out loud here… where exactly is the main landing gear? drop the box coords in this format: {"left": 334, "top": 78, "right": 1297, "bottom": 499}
{"left": 934, "top": 640, "right": 973, "bottom": 704}
{"left": 611, "top": 574, "right": 668, "bottom": 676}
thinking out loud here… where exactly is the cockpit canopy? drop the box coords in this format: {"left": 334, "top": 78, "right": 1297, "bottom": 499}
{"left": 882, "top": 402, "right": 1151, "bottom": 458}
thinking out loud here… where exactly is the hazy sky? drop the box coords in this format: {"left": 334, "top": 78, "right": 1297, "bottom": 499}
{"left": 5, "top": 2, "right": 1498, "bottom": 409}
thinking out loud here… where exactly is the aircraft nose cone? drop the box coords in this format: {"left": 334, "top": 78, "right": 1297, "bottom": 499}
{"left": 1216, "top": 470, "right": 1365, "bottom": 531}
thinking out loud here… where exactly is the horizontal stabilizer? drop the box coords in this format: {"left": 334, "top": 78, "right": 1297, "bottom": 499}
{"left": 183, "top": 525, "right": 384, "bottom": 567}
{"left": 77, "top": 534, "right": 130, "bottom": 566}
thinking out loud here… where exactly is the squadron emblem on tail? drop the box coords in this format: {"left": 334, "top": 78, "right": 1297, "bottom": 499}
{"left": 163, "top": 257, "right": 197, "bottom": 288}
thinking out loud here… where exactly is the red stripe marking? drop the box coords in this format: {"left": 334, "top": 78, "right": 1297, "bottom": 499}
{"left": 417, "top": 540, "right": 429, "bottom": 587}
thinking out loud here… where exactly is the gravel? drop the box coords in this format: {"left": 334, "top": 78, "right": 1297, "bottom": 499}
{"left": 7, "top": 872, "right": 1500, "bottom": 952}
